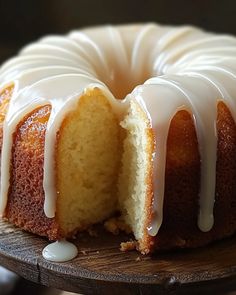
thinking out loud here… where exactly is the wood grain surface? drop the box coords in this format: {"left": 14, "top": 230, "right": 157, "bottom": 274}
{"left": 0, "top": 219, "right": 236, "bottom": 294}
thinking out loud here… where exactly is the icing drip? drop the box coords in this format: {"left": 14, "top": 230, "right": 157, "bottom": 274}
{"left": 0, "top": 23, "right": 236, "bottom": 237}
{"left": 42, "top": 240, "right": 78, "bottom": 262}
{"left": 139, "top": 75, "right": 218, "bottom": 236}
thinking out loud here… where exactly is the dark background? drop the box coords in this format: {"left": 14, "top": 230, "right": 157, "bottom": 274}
{"left": 0, "top": 0, "right": 236, "bottom": 64}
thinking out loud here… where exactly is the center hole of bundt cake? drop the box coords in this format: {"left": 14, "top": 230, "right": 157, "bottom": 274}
{"left": 104, "top": 69, "right": 150, "bottom": 99}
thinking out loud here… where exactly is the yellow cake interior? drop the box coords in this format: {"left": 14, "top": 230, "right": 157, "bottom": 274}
{"left": 118, "top": 100, "right": 152, "bottom": 241}
{"left": 56, "top": 88, "right": 122, "bottom": 236}
{"left": 53, "top": 86, "right": 153, "bottom": 243}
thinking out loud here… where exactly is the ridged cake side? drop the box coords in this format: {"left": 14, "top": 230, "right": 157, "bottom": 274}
{"left": 153, "top": 102, "right": 236, "bottom": 252}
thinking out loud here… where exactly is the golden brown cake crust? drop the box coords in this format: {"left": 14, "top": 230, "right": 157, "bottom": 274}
{"left": 4, "top": 104, "right": 61, "bottom": 240}
{"left": 147, "top": 102, "right": 236, "bottom": 252}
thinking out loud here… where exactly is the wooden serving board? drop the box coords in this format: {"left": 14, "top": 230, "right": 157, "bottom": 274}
{"left": 0, "top": 220, "right": 236, "bottom": 295}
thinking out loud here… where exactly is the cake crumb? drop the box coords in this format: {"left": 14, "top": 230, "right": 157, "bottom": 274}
{"left": 120, "top": 240, "right": 137, "bottom": 252}
{"left": 0, "top": 228, "right": 15, "bottom": 234}
{"left": 135, "top": 256, "right": 141, "bottom": 261}
{"left": 104, "top": 217, "right": 131, "bottom": 235}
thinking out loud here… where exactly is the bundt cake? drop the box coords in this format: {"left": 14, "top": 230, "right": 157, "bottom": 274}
{"left": 1, "top": 23, "right": 236, "bottom": 254}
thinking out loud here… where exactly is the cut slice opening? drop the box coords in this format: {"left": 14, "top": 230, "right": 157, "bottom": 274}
{"left": 56, "top": 90, "right": 153, "bottom": 250}
{"left": 56, "top": 88, "right": 121, "bottom": 236}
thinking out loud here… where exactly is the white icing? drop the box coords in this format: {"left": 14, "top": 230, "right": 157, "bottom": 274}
{"left": 0, "top": 24, "right": 236, "bottom": 236}
{"left": 42, "top": 240, "right": 78, "bottom": 262}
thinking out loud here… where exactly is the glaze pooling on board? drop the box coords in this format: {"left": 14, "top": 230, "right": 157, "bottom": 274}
{"left": 0, "top": 24, "right": 236, "bottom": 237}
{"left": 42, "top": 239, "right": 78, "bottom": 262}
